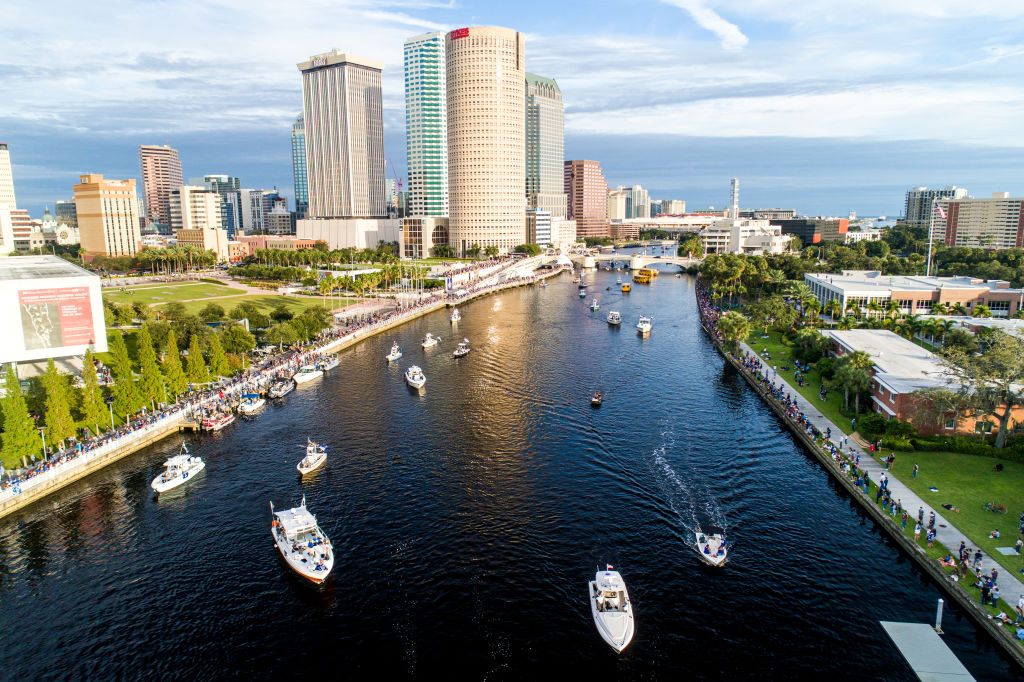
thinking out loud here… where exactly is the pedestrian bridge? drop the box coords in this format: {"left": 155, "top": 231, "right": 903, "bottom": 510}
{"left": 563, "top": 252, "right": 702, "bottom": 270}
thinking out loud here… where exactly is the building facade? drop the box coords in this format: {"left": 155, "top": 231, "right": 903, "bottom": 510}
{"left": 298, "top": 50, "right": 386, "bottom": 218}
{"left": 189, "top": 174, "right": 241, "bottom": 237}
{"left": 525, "top": 73, "right": 566, "bottom": 219}
{"left": 291, "top": 114, "right": 308, "bottom": 220}
{"left": 772, "top": 218, "right": 849, "bottom": 244}
{"left": 0, "top": 143, "right": 16, "bottom": 209}
{"left": 267, "top": 197, "right": 295, "bottom": 235}
{"left": 616, "top": 185, "right": 650, "bottom": 219}
{"left": 401, "top": 216, "right": 449, "bottom": 258}
{"left": 446, "top": 26, "right": 527, "bottom": 255}
{"left": 138, "top": 144, "right": 183, "bottom": 227}
{"left": 169, "top": 186, "right": 223, "bottom": 232}
{"left": 904, "top": 186, "right": 968, "bottom": 228}
{"left": 525, "top": 208, "right": 551, "bottom": 246}
{"left": 657, "top": 199, "right": 686, "bottom": 215}
{"left": 607, "top": 190, "right": 627, "bottom": 220}
{"left": 237, "top": 189, "right": 279, "bottom": 233}
{"left": 936, "top": 193, "right": 1024, "bottom": 250}
{"left": 404, "top": 32, "right": 448, "bottom": 218}
{"left": 73, "top": 174, "right": 142, "bottom": 259}
{"left": 55, "top": 199, "right": 77, "bottom": 227}
{"left": 564, "top": 160, "right": 610, "bottom": 239}
{"left": 175, "top": 227, "right": 231, "bottom": 262}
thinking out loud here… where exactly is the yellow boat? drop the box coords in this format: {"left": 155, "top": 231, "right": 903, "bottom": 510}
{"left": 632, "top": 273, "right": 651, "bottom": 284}
{"left": 621, "top": 283, "right": 632, "bottom": 293}
{"left": 638, "top": 267, "right": 659, "bottom": 279}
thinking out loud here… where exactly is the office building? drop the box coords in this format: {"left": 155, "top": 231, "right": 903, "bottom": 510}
{"left": 608, "top": 190, "right": 627, "bottom": 220}
{"left": 298, "top": 50, "right": 386, "bottom": 218}
{"left": 446, "top": 26, "right": 527, "bottom": 254}
{"left": 564, "top": 160, "right": 610, "bottom": 239}
{"left": 525, "top": 73, "right": 566, "bottom": 219}
{"left": 526, "top": 208, "right": 551, "bottom": 246}
{"left": 267, "top": 197, "right": 295, "bottom": 235}
{"left": 772, "top": 218, "right": 849, "bottom": 244}
{"left": 404, "top": 32, "right": 448, "bottom": 218}
{"left": 238, "top": 188, "right": 279, "bottom": 233}
{"left": 291, "top": 114, "right": 308, "bottom": 219}
{"left": 175, "top": 226, "right": 231, "bottom": 263}
{"left": 550, "top": 218, "right": 577, "bottom": 248}
{"left": 55, "top": 199, "right": 78, "bottom": 227}
{"left": 0, "top": 204, "right": 15, "bottom": 255}
{"left": 741, "top": 208, "right": 796, "bottom": 221}
{"left": 138, "top": 144, "right": 183, "bottom": 227}
{"left": 0, "top": 143, "right": 16, "bottom": 209}
{"left": 73, "top": 174, "right": 141, "bottom": 260}
{"left": 657, "top": 199, "right": 686, "bottom": 215}
{"left": 936, "top": 193, "right": 1024, "bottom": 250}
{"left": 297, "top": 218, "right": 400, "bottom": 250}
{"left": 401, "top": 217, "right": 449, "bottom": 258}
{"left": 189, "top": 174, "right": 241, "bottom": 237}
{"left": 170, "top": 186, "right": 223, "bottom": 232}
{"left": 615, "top": 185, "right": 650, "bottom": 219}
{"left": 904, "top": 186, "right": 968, "bottom": 227}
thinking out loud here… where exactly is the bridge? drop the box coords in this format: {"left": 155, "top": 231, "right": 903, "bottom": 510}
{"left": 562, "top": 252, "right": 702, "bottom": 270}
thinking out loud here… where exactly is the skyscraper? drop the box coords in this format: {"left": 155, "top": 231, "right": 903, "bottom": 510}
{"left": 138, "top": 144, "right": 183, "bottom": 227}
{"left": 298, "top": 50, "right": 386, "bottom": 218}
{"left": 565, "top": 160, "right": 610, "bottom": 239}
{"left": 404, "top": 32, "right": 448, "bottom": 218}
{"left": 904, "top": 186, "right": 969, "bottom": 227}
{"left": 189, "top": 174, "right": 241, "bottom": 237}
{"left": 0, "top": 143, "right": 16, "bottom": 209}
{"left": 55, "top": 199, "right": 78, "bottom": 227}
{"left": 73, "top": 174, "right": 141, "bottom": 259}
{"left": 525, "top": 73, "right": 566, "bottom": 219}
{"left": 291, "top": 114, "right": 308, "bottom": 219}
{"left": 170, "top": 186, "right": 223, "bottom": 232}
{"left": 446, "top": 26, "right": 527, "bottom": 255}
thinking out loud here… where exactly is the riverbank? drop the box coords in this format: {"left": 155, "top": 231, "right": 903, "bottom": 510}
{"left": 695, "top": 278, "right": 1024, "bottom": 669}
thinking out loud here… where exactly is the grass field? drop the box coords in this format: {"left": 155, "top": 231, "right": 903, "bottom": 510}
{"left": 103, "top": 283, "right": 240, "bottom": 307}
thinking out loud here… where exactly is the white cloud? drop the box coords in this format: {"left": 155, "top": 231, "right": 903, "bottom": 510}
{"left": 660, "top": 0, "right": 748, "bottom": 50}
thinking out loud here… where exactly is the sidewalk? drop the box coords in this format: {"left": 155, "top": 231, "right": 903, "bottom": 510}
{"left": 740, "top": 339, "right": 1024, "bottom": 601}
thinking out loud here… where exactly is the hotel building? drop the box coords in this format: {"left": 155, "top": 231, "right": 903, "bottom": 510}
{"left": 73, "top": 174, "right": 142, "bottom": 259}
{"left": 404, "top": 32, "right": 448, "bottom": 218}
{"left": 936, "top": 192, "right": 1024, "bottom": 250}
{"left": 564, "top": 160, "right": 610, "bottom": 239}
{"left": 138, "top": 144, "right": 183, "bottom": 226}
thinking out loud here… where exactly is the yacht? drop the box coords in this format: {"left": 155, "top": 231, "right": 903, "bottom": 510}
{"left": 450, "top": 308, "right": 461, "bottom": 323}
{"left": 297, "top": 439, "right": 327, "bottom": 476}
{"left": 591, "top": 391, "right": 603, "bottom": 407}
{"left": 637, "top": 316, "right": 653, "bottom": 335}
{"left": 293, "top": 364, "right": 323, "bottom": 384}
{"left": 267, "top": 379, "right": 294, "bottom": 399}
{"left": 422, "top": 333, "right": 440, "bottom": 348}
{"left": 271, "top": 497, "right": 334, "bottom": 585}
{"left": 317, "top": 356, "right": 339, "bottom": 372}
{"left": 200, "top": 411, "right": 235, "bottom": 431}
{"left": 151, "top": 445, "right": 205, "bottom": 493}
{"left": 607, "top": 311, "right": 622, "bottom": 326}
{"left": 237, "top": 393, "right": 266, "bottom": 415}
{"left": 590, "top": 299, "right": 600, "bottom": 311}
{"left": 386, "top": 342, "right": 402, "bottom": 363}
{"left": 696, "top": 531, "right": 728, "bottom": 567}
{"left": 453, "top": 339, "right": 471, "bottom": 358}
{"left": 405, "top": 365, "right": 426, "bottom": 389}
{"left": 588, "top": 566, "right": 636, "bottom": 653}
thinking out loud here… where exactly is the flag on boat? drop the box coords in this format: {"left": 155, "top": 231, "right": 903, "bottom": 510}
{"left": 935, "top": 204, "right": 947, "bottom": 219}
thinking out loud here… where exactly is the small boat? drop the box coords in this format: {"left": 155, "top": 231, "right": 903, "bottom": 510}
{"left": 151, "top": 445, "right": 205, "bottom": 493}
{"left": 422, "top": 333, "right": 440, "bottom": 348}
{"left": 268, "top": 379, "right": 295, "bottom": 399}
{"left": 200, "top": 411, "right": 235, "bottom": 431}
{"left": 579, "top": 290, "right": 586, "bottom": 298}
{"left": 293, "top": 364, "right": 323, "bottom": 384}
{"left": 607, "top": 311, "right": 622, "bottom": 325}
{"left": 621, "top": 283, "right": 631, "bottom": 293}
{"left": 539, "top": 279, "right": 547, "bottom": 288}
{"left": 591, "top": 391, "right": 603, "bottom": 407}
{"left": 572, "top": 276, "right": 582, "bottom": 284}
{"left": 386, "top": 342, "right": 403, "bottom": 363}
{"left": 271, "top": 496, "right": 334, "bottom": 585}
{"left": 297, "top": 438, "right": 327, "bottom": 476}
{"left": 637, "top": 316, "right": 652, "bottom": 335}
{"left": 405, "top": 365, "right": 426, "bottom": 388}
{"left": 453, "top": 339, "right": 471, "bottom": 358}
{"left": 450, "top": 308, "right": 461, "bottom": 323}
{"left": 578, "top": 281, "right": 588, "bottom": 289}
{"left": 675, "top": 273, "right": 681, "bottom": 278}
{"left": 237, "top": 394, "right": 266, "bottom": 415}
{"left": 696, "top": 531, "right": 728, "bottom": 567}
{"left": 616, "top": 276, "right": 622, "bottom": 284}
{"left": 590, "top": 299, "right": 600, "bottom": 311}
{"left": 317, "top": 356, "right": 339, "bottom": 372}
{"left": 589, "top": 566, "right": 635, "bottom": 653}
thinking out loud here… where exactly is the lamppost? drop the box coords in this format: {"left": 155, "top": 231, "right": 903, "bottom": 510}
{"left": 39, "top": 428, "right": 47, "bottom": 461}
{"left": 106, "top": 395, "right": 115, "bottom": 430}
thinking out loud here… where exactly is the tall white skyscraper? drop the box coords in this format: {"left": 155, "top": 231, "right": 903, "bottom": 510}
{"left": 404, "top": 32, "right": 448, "bottom": 218}
{"left": 0, "top": 143, "right": 16, "bottom": 209}
{"left": 298, "top": 50, "right": 386, "bottom": 218}
{"left": 525, "top": 73, "right": 566, "bottom": 219}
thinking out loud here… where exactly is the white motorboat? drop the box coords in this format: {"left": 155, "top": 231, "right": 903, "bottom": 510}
{"left": 237, "top": 394, "right": 266, "bottom": 415}
{"left": 616, "top": 276, "right": 622, "bottom": 284}
{"left": 151, "top": 445, "right": 205, "bottom": 493}
{"left": 422, "top": 333, "right": 440, "bottom": 348}
{"left": 293, "top": 364, "right": 323, "bottom": 384}
{"left": 317, "top": 356, "right": 339, "bottom": 372}
{"left": 675, "top": 273, "right": 681, "bottom": 278}
{"left": 201, "top": 411, "right": 236, "bottom": 431}
{"left": 450, "top": 308, "right": 461, "bottom": 323}
{"left": 579, "top": 290, "right": 586, "bottom": 298}
{"left": 695, "top": 531, "right": 728, "bottom": 567}
{"left": 607, "top": 311, "right": 622, "bottom": 325}
{"left": 271, "top": 497, "right": 334, "bottom": 585}
{"left": 453, "top": 339, "right": 471, "bottom": 358}
{"left": 590, "top": 299, "right": 600, "bottom": 311}
{"left": 386, "top": 342, "right": 403, "bottom": 363}
{"left": 572, "top": 276, "right": 582, "bottom": 284}
{"left": 637, "top": 316, "right": 653, "bottom": 335}
{"left": 589, "top": 566, "right": 636, "bottom": 653}
{"left": 267, "top": 379, "right": 294, "bottom": 399}
{"left": 405, "top": 365, "right": 426, "bottom": 388}
{"left": 297, "top": 439, "right": 327, "bottom": 476}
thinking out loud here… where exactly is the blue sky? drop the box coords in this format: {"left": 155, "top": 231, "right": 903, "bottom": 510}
{"left": 3, "top": 0, "right": 1023, "bottom": 217}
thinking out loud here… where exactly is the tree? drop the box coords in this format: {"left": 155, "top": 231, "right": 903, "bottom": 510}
{"left": 132, "top": 301, "right": 155, "bottom": 324}
{"left": 42, "top": 359, "right": 75, "bottom": 448}
{"left": 206, "top": 332, "right": 231, "bottom": 377}
{"left": 136, "top": 324, "right": 165, "bottom": 407}
{"left": 219, "top": 323, "right": 256, "bottom": 355}
{"left": 716, "top": 311, "right": 750, "bottom": 352}
{"left": 80, "top": 349, "right": 106, "bottom": 436}
{"left": 973, "top": 304, "right": 992, "bottom": 318}
{"left": 161, "top": 302, "right": 188, "bottom": 321}
{"left": 939, "top": 330, "right": 1024, "bottom": 448}
{"left": 185, "top": 334, "right": 210, "bottom": 384}
{"left": 466, "top": 243, "right": 481, "bottom": 258}
{"left": 514, "top": 243, "right": 542, "bottom": 256}
{"left": 108, "top": 333, "right": 141, "bottom": 418}
{"left": 161, "top": 330, "right": 188, "bottom": 398}
{"left": 270, "top": 304, "right": 294, "bottom": 323}
{"left": 912, "top": 386, "right": 977, "bottom": 433}
{"left": 230, "top": 302, "right": 270, "bottom": 330}
{"left": 1, "top": 366, "right": 39, "bottom": 465}
{"left": 199, "top": 302, "right": 225, "bottom": 322}
{"left": 677, "top": 235, "right": 705, "bottom": 258}
{"left": 265, "top": 322, "right": 298, "bottom": 350}
{"left": 831, "top": 362, "right": 872, "bottom": 412}
{"left": 430, "top": 245, "right": 456, "bottom": 258}
{"left": 745, "top": 295, "right": 797, "bottom": 333}
{"left": 942, "top": 327, "right": 977, "bottom": 353}
{"left": 484, "top": 245, "right": 499, "bottom": 257}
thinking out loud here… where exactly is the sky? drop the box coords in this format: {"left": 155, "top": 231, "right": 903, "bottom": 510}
{"left": 3, "top": 0, "right": 1024, "bottom": 218}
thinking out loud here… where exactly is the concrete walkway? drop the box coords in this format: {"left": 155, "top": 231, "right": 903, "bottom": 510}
{"left": 740, "top": 339, "right": 1024, "bottom": 603}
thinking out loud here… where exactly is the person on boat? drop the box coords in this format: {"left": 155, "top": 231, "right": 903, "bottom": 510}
{"left": 703, "top": 545, "right": 711, "bottom": 555}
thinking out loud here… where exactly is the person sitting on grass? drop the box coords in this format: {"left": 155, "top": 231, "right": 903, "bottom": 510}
{"left": 941, "top": 504, "right": 960, "bottom": 513}
{"left": 990, "top": 529, "right": 1001, "bottom": 539}
{"left": 939, "top": 555, "right": 956, "bottom": 568}
{"left": 992, "top": 611, "right": 1014, "bottom": 625}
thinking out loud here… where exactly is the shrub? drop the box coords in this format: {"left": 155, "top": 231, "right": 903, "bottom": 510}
{"left": 815, "top": 357, "right": 838, "bottom": 380}
{"left": 856, "top": 413, "right": 888, "bottom": 439}
{"left": 200, "top": 278, "right": 228, "bottom": 286}
{"left": 888, "top": 438, "right": 915, "bottom": 451}
{"left": 884, "top": 420, "right": 918, "bottom": 438}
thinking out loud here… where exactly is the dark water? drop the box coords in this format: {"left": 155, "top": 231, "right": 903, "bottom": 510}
{"left": 0, "top": 270, "right": 1018, "bottom": 680}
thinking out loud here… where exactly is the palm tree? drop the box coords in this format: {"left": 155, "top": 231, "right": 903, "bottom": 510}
{"left": 824, "top": 299, "right": 842, "bottom": 322}
{"left": 973, "top": 304, "right": 992, "bottom": 318}
{"left": 804, "top": 299, "right": 822, "bottom": 324}
{"left": 845, "top": 300, "right": 861, "bottom": 319}
{"left": 950, "top": 302, "right": 967, "bottom": 316}
{"left": 867, "top": 300, "right": 882, "bottom": 319}
{"left": 931, "top": 301, "right": 949, "bottom": 315}
{"left": 885, "top": 300, "right": 901, "bottom": 320}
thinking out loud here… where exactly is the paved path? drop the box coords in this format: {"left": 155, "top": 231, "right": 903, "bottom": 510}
{"left": 740, "top": 339, "right": 1024, "bottom": 602}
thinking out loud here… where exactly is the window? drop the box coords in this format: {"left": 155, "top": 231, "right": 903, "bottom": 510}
{"left": 889, "top": 391, "right": 896, "bottom": 403}
{"left": 975, "top": 421, "right": 993, "bottom": 434}
{"left": 944, "top": 418, "right": 955, "bottom": 430}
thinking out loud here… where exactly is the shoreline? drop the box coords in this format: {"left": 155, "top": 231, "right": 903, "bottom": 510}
{"left": 0, "top": 264, "right": 565, "bottom": 522}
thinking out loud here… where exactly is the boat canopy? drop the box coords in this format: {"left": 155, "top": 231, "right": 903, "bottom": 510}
{"left": 275, "top": 507, "right": 318, "bottom": 536}
{"left": 163, "top": 454, "right": 191, "bottom": 467}
{"left": 242, "top": 393, "right": 260, "bottom": 400}
{"left": 595, "top": 570, "right": 626, "bottom": 592}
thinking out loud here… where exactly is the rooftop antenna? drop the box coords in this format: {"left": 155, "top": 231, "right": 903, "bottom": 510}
{"left": 729, "top": 178, "right": 739, "bottom": 220}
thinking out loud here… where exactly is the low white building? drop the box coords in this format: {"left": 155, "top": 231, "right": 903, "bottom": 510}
{"left": 297, "top": 218, "right": 401, "bottom": 250}
{"left": 844, "top": 229, "right": 882, "bottom": 244}
{"left": 700, "top": 218, "right": 790, "bottom": 255}
{"left": 550, "top": 218, "right": 576, "bottom": 249}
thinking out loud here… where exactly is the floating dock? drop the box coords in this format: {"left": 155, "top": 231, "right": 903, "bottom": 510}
{"left": 880, "top": 621, "right": 975, "bottom": 682}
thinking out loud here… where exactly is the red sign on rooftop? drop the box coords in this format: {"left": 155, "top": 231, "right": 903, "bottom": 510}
{"left": 449, "top": 27, "right": 469, "bottom": 40}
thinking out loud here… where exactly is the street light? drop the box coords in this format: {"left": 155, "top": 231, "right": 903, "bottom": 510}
{"left": 39, "top": 428, "right": 46, "bottom": 461}
{"left": 106, "top": 395, "right": 115, "bottom": 430}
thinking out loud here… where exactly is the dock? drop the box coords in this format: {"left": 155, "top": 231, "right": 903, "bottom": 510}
{"left": 880, "top": 621, "right": 975, "bottom": 682}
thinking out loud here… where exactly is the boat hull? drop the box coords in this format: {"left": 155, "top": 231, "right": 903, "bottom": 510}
{"left": 201, "top": 415, "right": 236, "bottom": 431}
{"left": 151, "top": 461, "right": 205, "bottom": 493}
{"left": 297, "top": 453, "right": 327, "bottom": 476}
{"left": 293, "top": 370, "right": 324, "bottom": 384}
{"left": 273, "top": 533, "right": 333, "bottom": 585}
{"left": 238, "top": 398, "right": 266, "bottom": 415}
{"left": 588, "top": 581, "right": 635, "bottom": 653}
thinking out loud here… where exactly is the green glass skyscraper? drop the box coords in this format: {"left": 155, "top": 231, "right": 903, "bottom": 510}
{"left": 526, "top": 73, "right": 566, "bottom": 219}
{"left": 404, "top": 32, "right": 448, "bottom": 217}
{"left": 291, "top": 114, "right": 308, "bottom": 220}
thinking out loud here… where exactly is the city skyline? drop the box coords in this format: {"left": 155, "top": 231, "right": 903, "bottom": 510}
{"left": 3, "top": 1, "right": 1024, "bottom": 217}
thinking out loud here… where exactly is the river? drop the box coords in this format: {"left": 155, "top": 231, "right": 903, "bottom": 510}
{"left": 0, "top": 267, "right": 1017, "bottom": 680}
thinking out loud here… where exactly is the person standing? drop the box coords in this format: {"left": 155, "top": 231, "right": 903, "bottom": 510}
{"left": 913, "top": 463, "right": 919, "bottom": 479}
{"left": 914, "top": 523, "right": 922, "bottom": 541}
{"left": 982, "top": 580, "right": 991, "bottom": 605}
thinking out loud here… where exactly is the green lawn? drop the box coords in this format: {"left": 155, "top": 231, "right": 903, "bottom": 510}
{"left": 172, "top": 294, "right": 358, "bottom": 317}
{"left": 103, "top": 282, "right": 240, "bottom": 307}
